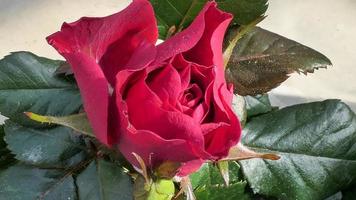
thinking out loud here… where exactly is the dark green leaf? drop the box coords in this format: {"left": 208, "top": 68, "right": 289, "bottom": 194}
{"left": 150, "top": 0, "right": 205, "bottom": 39}
{"left": 150, "top": 0, "right": 268, "bottom": 39}
{"left": 0, "top": 164, "right": 76, "bottom": 200}
{"left": 194, "top": 181, "right": 250, "bottom": 200}
{"left": 217, "top": 0, "right": 268, "bottom": 25}
{"left": 342, "top": 184, "right": 356, "bottom": 200}
{"left": 225, "top": 27, "right": 332, "bottom": 96}
{"left": 190, "top": 162, "right": 250, "bottom": 200}
{"left": 244, "top": 94, "right": 273, "bottom": 118}
{"left": 0, "top": 125, "right": 14, "bottom": 169}
{"left": 240, "top": 100, "right": 356, "bottom": 200}
{"left": 55, "top": 62, "right": 73, "bottom": 76}
{"left": 76, "top": 159, "right": 133, "bottom": 200}
{"left": 0, "top": 52, "right": 82, "bottom": 125}
{"left": 190, "top": 163, "right": 236, "bottom": 188}
{"left": 4, "top": 121, "right": 87, "bottom": 168}
{"left": 324, "top": 192, "right": 342, "bottom": 200}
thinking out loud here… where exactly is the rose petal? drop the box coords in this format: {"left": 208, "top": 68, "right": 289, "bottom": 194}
{"left": 147, "top": 64, "right": 181, "bottom": 106}
{"left": 115, "top": 73, "right": 211, "bottom": 168}
{"left": 125, "top": 72, "right": 205, "bottom": 149}
{"left": 153, "top": 2, "right": 214, "bottom": 65}
{"left": 171, "top": 54, "right": 191, "bottom": 90}
{"left": 118, "top": 129, "right": 207, "bottom": 170}
{"left": 177, "top": 159, "right": 205, "bottom": 177}
{"left": 204, "top": 124, "right": 234, "bottom": 157}
{"left": 180, "top": 2, "right": 235, "bottom": 125}
{"left": 46, "top": 0, "right": 158, "bottom": 145}
{"left": 47, "top": 0, "right": 158, "bottom": 85}
{"left": 181, "top": 84, "right": 203, "bottom": 108}
{"left": 61, "top": 52, "right": 110, "bottom": 145}
{"left": 124, "top": 41, "right": 157, "bottom": 71}
{"left": 184, "top": 2, "right": 232, "bottom": 74}
{"left": 203, "top": 86, "right": 241, "bottom": 158}
{"left": 191, "top": 103, "right": 205, "bottom": 123}
{"left": 191, "top": 63, "right": 215, "bottom": 91}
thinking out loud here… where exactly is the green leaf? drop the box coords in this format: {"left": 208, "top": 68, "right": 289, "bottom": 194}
{"left": 55, "top": 62, "right": 73, "bottom": 76}
{"left": 225, "top": 27, "right": 332, "bottom": 96}
{"left": 223, "top": 16, "right": 266, "bottom": 69}
{"left": 341, "top": 183, "right": 356, "bottom": 200}
{"left": 324, "top": 192, "right": 342, "bottom": 200}
{"left": 232, "top": 94, "right": 247, "bottom": 126}
{"left": 150, "top": 0, "right": 205, "bottom": 39}
{"left": 0, "top": 164, "right": 76, "bottom": 200}
{"left": 244, "top": 94, "right": 273, "bottom": 118}
{"left": 194, "top": 181, "right": 250, "bottom": 200}
{"left": 0, "top": 52, "right": 82, "bottom": 125}
{"left": 4, "top": 120, "right": 88, "bottom": 168}
{"left": 190, "top": 162, "right": 250, "bottom": 200}
{"left": 150, "top": 0, "right": 268, "bottom": 39}
{"left": 217, "top": 0, "right": 268, "bottom": 26}
{"left": 0, "top": 125, "right": 14, "bottom": 169}
{"left": 240, "top": 100, "right": 356, "bottom": 200}
{"left": 190, "top": 162, "right": 240, "bottom": 189}
{"left": 76, "top": 159, "right": 133, "bottom": 200}
{"left": 25, "top": 112, "right": 94, "bottom": 137}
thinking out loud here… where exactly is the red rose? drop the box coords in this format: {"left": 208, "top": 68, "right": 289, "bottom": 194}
{"left": 47, "top": 0, "right": 241, "bottom": 176}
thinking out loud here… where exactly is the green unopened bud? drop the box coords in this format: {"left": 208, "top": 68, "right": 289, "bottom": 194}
{"left": 134, "top": 176, "right": 175, "bottom": 200}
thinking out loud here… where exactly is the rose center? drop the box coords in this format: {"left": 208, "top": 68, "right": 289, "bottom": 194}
{"left": 180, "top": 83, "right": 203, "bottom": 109}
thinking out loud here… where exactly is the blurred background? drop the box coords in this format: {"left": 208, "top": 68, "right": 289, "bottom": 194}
{"left": 0, "top": 0, "right": 355, "bottom": 123}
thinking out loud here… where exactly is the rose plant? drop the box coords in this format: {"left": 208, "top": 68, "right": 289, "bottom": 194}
{"left": 0, "top": 0, "right": 355, "bottom": 200}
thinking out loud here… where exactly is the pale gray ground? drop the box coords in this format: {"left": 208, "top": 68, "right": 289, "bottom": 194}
{"left": 0, "top": 0, "right": 355, "bottom": 124}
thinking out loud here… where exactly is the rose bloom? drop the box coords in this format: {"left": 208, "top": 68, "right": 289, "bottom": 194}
{"left": 47, "top": 0, "right": 241, "bottom": 176}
